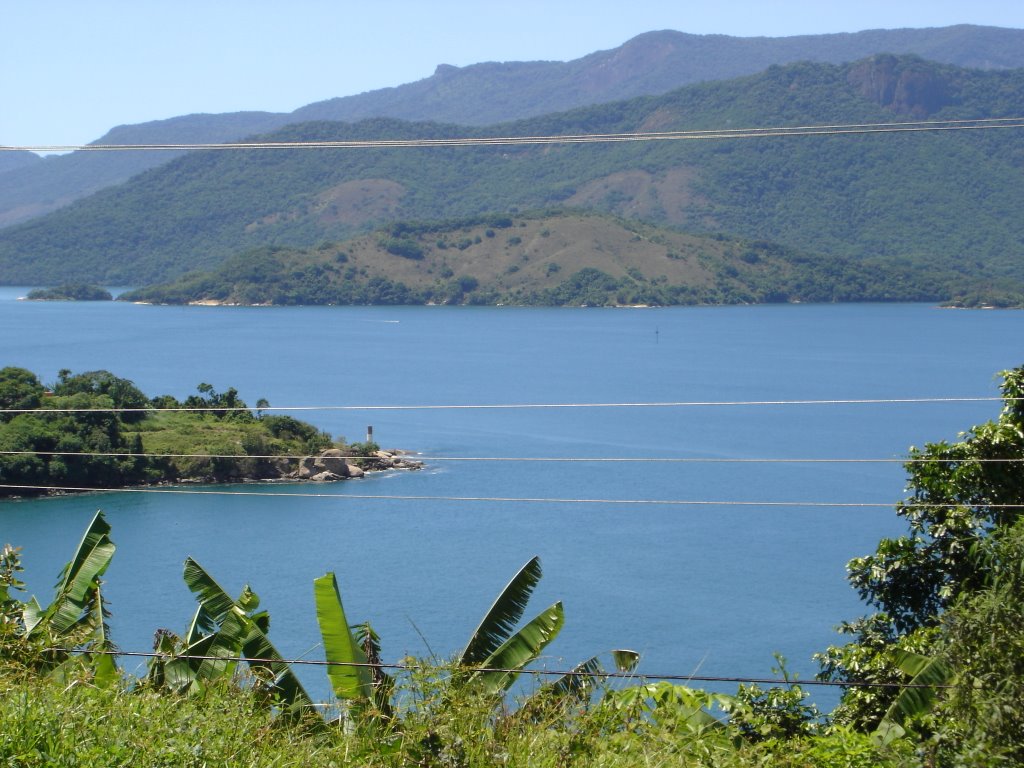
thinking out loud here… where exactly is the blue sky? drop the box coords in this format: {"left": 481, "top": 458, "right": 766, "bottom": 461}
{"left": 4, "top": 1, "right": 1024, "bottom": 148}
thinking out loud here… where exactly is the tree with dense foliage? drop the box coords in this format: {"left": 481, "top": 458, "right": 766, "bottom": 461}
{"left": 0, "top": 367, "right": 45, "bottom": 419}
{"left": 818, "top": 366, "right": 1024, "bottom": 752}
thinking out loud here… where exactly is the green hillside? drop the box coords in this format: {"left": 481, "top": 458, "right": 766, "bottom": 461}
{"left": 2, "top": 55, "right": 1022, "bottom": 300}
{"left": 118, "top": 211, "right": 948, "bottom": 306}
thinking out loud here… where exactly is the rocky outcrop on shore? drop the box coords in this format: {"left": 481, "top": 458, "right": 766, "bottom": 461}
{"left": 292, "top": 448, "right": 422, "bottom": 482}
{"left": 169, "top": 447, "right": 421, "bottom": 486}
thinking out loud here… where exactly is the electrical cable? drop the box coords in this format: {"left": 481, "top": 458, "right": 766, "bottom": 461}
{"left": 2, "top": 449, "right": 1022, "bottom": 464}
{"left": 3, "top": 483, "right": 1022, "bottom": 508}
{"left": 0, "top": 394, "right": 1012, "bottom": 415}
{"left": 43, "top": 647, "right": 950, "bottom": 689}
{"left": 4, "top": 116, "right": 1023, "bottom": 153}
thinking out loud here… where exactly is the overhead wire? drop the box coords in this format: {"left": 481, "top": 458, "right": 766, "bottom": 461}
{"left": 3, "top": 483, "right": 1022, "bottom": 509}
{"left": 2, "top": 449, "right": 1022, "bottom": 464}
{"left": 4, "top": 116, "right": 1024, "bottom": 153}
{"left": 44, "top": 647, "right": 950, "bottom": 690}
{"left": 0, "top": 394, "right": 1012, "bottom": 415}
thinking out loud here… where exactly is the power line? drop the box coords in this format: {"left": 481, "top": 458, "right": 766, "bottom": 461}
{"left": 4, "top": 483, "right": 1022, "bottom": 509}
{"left": 45, "top": 647, "right": 949, "bottom": 690}
{"left": 0, "top": 394, "right": 1010, "bottom": 415}
{"left": 3, "top": 116, "right": 1023, "bottom": 153}
{"left": 2, "top": 448, "right": 1022, "bottom": 464}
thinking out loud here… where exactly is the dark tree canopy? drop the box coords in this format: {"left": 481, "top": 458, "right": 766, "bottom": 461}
{"left": 846, "top": 366, "right": 1024, "bottom": 635}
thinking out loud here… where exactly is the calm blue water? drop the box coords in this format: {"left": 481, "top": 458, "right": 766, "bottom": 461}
{"left": 2, "top": 289, "right": 1023, "bottom": 706}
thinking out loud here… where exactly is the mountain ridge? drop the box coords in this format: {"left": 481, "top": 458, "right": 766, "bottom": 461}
{"left": 2, "top": 24, "right": 1023, "bottom": 228}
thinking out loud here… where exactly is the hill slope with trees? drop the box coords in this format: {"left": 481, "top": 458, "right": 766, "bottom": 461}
{"left": 118, "top": 211, "right": 949, "bottom": 306}
{"left": 1, "top": 56, "right": 1022, "bottom": 303}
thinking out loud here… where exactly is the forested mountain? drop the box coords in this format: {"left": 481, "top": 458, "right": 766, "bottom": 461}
{"left": 0, "top": 150, "right": 42, "bottom": 176}
{"left": 2, "top": 24, "right": 1022, "bottom": 228}
{"left": 1, "top": 55, "right": 1022, "bottom": 303}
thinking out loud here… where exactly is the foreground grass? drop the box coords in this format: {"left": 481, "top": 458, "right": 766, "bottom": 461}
{"left": 0, "top": 663, "right": 916, "bottom": 768}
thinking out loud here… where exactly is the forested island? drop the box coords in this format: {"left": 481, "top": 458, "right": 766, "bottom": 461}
{"left": 24, "top": 284, "right": 113, "bottom": 302}
{"left": 0, "top": 367, "right": 419, "bottom": 497}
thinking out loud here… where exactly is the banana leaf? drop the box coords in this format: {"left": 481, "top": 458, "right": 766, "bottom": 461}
{"left": 461, "top": 557, "right": 543, "bottom": 666}
{"left": 22, "top": 596, "right": 44, "bottom": 635}
{"left": 354, "top": 622, "right": 395, "bottom": 717}
{"left": 874, "top": 650, "right": 953, "bottom": 745}
{"left": 88, "top": 583, "right": 118, "bottom": 689}
{"left": 182, "top": 557, "right": 316, "bottom": 719}
{"left": 33, "top": 510, "right": 115, "bottom": 637}
{"left": 313, "top": 572, "right": 372, "bottom": 702}
{"left": 183, "top": 557, "right": 239, "bottom": 626}
{"left": 471, "top": 600, "right": 564, "bottom": 694}
{"left": 150, "top": 631, "right": 211, "bottom": 694}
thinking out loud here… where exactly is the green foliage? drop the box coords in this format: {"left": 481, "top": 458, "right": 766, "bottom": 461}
{"left": 816, "top": 619, "right": 941, "bottom": 730}
{"left": 378, "top": 236, "right": 424, "bottom": 260}
{"left": 0, "top": 368, "right": 338, "bottom": 495}
{"left": 54, "top": 369, "right": 149, "bottom": 423}
{"left": 459, "top": 556, "right": 543, "bottom": 668}
{"left": 343, "top": 440, "right": 379, "bottom": 457}
{"left": 0, "top": 518, "right": 926, "bottom": 767}
{"left": 931, "top": 516, "right": 1024, "bottom": 763}
{"left": 0, "top": 512, "right": 117, "bottom": 685}
{"left": 0, "top": 367, "right": 44, "bottom": 421}
{"left": 313, "top": 572, "right": 372, "bottom": 704}
{"left": 25, "top": 284, "right": 113, "bottom": 301}
{"left": 847, "top": 366, "right": 1024, "bottom": 635}
{"left": 820, "top": 365, "right": 1024, "bottom": 752}
{"left": 721, "top": 655, "right": 821, "bottom": 743}
{"left": 456, "top": 557, "right": 565, "bottom": 695}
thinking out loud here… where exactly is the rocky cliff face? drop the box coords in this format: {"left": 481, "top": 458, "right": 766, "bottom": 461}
{"left": 847, "top": 55, "right": 952, "bottom": 117}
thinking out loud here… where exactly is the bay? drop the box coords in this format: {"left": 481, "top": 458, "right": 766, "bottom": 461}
{"left": 2, "top": 290, "right": 1022, "bottom": 706}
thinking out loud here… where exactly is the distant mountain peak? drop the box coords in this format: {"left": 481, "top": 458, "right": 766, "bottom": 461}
{"left": 433, "top": 63, "right": 460, "bottom": 77}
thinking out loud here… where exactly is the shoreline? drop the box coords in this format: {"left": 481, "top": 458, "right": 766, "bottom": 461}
{"left": 0, "top": 448, "right": 424, "bottom": 501}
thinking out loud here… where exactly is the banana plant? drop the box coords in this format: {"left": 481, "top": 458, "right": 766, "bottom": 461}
{"left": 148, "top": 557, "right": 317, "bottom": 721}
{"left": 457, "top": 556, "right": 565, "bottom": 694}
{"left": 5, "top": 510, "right": 119, "bottom": 685}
